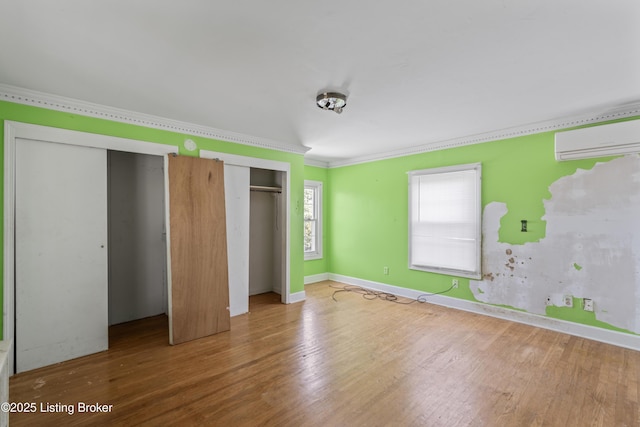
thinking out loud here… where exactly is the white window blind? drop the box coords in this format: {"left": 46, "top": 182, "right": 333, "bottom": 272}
{"left": 408, "top": 163, "right": 481, "bottom": 278}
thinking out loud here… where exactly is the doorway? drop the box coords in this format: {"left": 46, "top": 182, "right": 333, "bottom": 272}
{"left": 249, "top": 168, "right": 285, "bottom": 298}
{"left": 200, "top": 150, "right": 291, "bottom": 313}
{"left": 107, "top": 151, "right": 167, "bottom": 326}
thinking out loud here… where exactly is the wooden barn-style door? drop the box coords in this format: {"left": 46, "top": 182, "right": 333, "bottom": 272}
{"left": 166, "top": 155, "right": 231, "bottom": 344}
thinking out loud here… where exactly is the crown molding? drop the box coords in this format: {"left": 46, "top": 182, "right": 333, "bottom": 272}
{"left": 303, "top": 158, "right": 329, "bottom": 168}
{"left": 4, "top": 84, "right": 637, "bottom": 165}
{"left": 0, "top": 84, "right": 310, "bottom": 155}
{"left": 327, "top": 102, "right": 640, "bottom": 168}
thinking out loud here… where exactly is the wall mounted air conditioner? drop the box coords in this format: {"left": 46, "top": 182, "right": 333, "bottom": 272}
{"left": 555, "top": 119, "right": 640, "bottom": 161}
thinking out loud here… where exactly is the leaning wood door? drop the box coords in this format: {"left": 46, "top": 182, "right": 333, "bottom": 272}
{"left": 166, "top": 155, "right": 230, "bottom": 344}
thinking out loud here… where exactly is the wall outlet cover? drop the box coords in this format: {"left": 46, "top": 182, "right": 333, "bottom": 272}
{"left": 583, "top": 298, "right": 594, "bottom": 312}
{"left": 563, "top": 295, "right": 573, "bottom": 307}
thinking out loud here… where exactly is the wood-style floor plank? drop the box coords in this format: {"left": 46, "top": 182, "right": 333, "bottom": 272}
{"left": 9, "top": 281, "right": 640, "bottom": 426}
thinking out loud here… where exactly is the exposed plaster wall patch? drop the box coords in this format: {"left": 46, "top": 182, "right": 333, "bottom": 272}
{"left": 471, "top": 155, "right": 640, "bottom": 333}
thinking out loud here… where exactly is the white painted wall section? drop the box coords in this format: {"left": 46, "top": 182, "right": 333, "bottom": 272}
{"left": 471, "top": 155, "right": 640, "bottom": 333}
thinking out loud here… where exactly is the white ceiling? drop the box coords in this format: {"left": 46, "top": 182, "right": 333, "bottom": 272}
{"left": 1, "top": 1, "right": 639, "bottom": 164}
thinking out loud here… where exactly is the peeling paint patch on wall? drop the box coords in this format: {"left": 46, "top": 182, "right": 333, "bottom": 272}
{"left": 470, "top": 155, "right": 640, "bottom": 333}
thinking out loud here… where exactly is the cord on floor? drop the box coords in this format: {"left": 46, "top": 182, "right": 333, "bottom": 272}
{"left": 329, "top": 284, "right": 454, "bottom": 304}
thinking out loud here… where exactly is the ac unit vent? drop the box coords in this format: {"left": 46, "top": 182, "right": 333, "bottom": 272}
{"left": 555, "top": 120, "right": 640, "bottom": 161}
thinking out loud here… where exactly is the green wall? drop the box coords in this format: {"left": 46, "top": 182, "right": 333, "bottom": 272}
{"left": 327, "top": 131, "right": 593, "bottom": 289}
{"left": 0, "top": 100, "right": 306, "bottom": 338}
{"left": 325, "top": 118, "right": 640, "bottom": 332}
{"left": 303, "top": 165, "right": 329, "bottom": 276}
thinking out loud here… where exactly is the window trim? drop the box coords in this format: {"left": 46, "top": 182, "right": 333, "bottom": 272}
{"left": 408, "top": 162, "right": 482, "bottom": 279}
{"left": 304, "top": 180, "right": 323, "bottom": 260}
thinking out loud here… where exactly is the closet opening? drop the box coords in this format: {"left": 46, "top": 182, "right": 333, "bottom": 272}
{"left": 249, "top": 167, "right": 285, "bottom": 304}
{"left": 107, "top": 151, "right": 168, "bottom": 335}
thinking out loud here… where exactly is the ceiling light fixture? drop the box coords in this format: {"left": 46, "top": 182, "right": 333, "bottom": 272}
{"left": 316, "top": 92, "right": 347, "bottom": 114}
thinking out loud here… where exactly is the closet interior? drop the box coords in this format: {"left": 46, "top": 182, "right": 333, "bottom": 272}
{"left": 249, "top": 168, "right": 285, "bottom": 298}
{"left": 107, "top": 151, "right": 167, "bottom": 326}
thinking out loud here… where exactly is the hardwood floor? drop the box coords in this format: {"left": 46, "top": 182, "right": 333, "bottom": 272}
{"left": 9, "top": 281, "right": 640, "bottom": 426}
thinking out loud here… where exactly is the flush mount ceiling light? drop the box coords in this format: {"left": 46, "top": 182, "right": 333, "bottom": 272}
{"left": 316, "top": 92, "right": 347, "bottom": 114}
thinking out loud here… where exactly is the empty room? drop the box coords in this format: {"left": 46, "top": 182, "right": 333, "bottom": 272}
{"left": 1, "top": 1, "right": 640, "bottom": 425}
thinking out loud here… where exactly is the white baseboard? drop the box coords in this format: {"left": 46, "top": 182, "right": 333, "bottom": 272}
{"left": 328, "top": 273, "right": 640, "bottom": 352}
{"left": 304, "top": 273, "right": 330, "bottom": 285}
{"left": 289, "top": 290, "right": 306, "bottom": 304}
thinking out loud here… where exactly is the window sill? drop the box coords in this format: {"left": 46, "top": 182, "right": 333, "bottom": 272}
{"left": 304, "top": 252, "right": 323, "bottom": 261}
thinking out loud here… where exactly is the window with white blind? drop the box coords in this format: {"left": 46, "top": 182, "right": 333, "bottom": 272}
{"left": 408, "top": 163, "right": 481, "bottom": 279}
{"left": 304, "top": 180, "right": 323, "bottom": 260}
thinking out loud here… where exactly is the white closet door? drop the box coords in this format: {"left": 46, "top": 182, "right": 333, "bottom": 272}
{"left": 16, "top": 138, "right": 108, "bottom": 373}
{"left": 224, "top": 165, "right": 250, "bottom": 316}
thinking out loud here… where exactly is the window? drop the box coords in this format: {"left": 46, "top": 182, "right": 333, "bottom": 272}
{"left": 304, "top": 180, "right": 323, "bottom": 260}
{"left": 408, "top": 163, "right": 481, "bottom": 279}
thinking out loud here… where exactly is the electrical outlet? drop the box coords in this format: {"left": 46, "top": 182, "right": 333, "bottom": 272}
{"left": 583, "top": 298, "right": 594, "bottom": 312}
{"left": 452, "top": 279, "right": 458, "bottom": 288}
{"left": 545, "top": 296, "right": 553, "bottom": 306}
{"left": 563, "top": 295, "right": 573, "bottom": 308}
{"left": 383, "top": 266, "right": 389, "bottom": 275}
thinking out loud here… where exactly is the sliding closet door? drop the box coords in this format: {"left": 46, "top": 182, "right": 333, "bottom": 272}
{"left": 15, "top": 138, "right": 108, "bottom": 373}
{"left": 224, "top": 165, "right": 250, "bottom": 316}
{"left": 167, "top": 155, "right": 230, "bottom": 344}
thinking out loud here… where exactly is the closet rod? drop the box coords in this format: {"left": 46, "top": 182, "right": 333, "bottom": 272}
{"left": 250, "top": 185, "right": 282, "bottom": 193}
